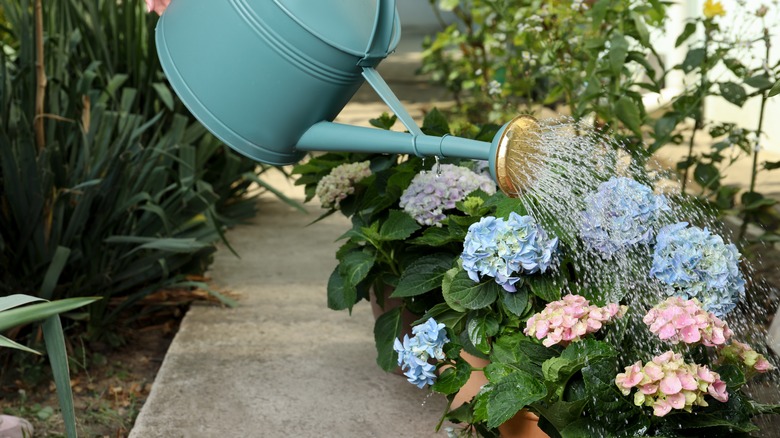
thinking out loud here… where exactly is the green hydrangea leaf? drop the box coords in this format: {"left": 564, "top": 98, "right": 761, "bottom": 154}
{"left": 409, "top": 227, "right": 457, "bottom": 246}
{"left": 489, "top": 196, "right": 528, "bottom": 219}
{"left": 378, "top": 210, "right": 421, "bottom": 241}
{"left": 441, "top": 267, "right": 466, "bottom": 312}
{"left": 467, "top": 312, "right": 500, "bottom": 355}
{"left": 534, "top": 399, "right": 589, "bottom": 434}
{"left": 327, "top": 268, "right": 356, "bottom": 311}
{"left": 338, "top": 250, "right": 375, "bottom": 292}
{"left": 374, "top": 307, "right": 402, "bottom": 371}
{"left": 432, "top": 358, "right": 472, "bottom": 395}
{"left": 422, "top": 108, "right": 451, "bottom": 136}
{"left": 581, "top": 359, "right": 643, "bottom": 427}
{"left": 542, "top": 340, "right": 616, "bottom": 393}
{"left": 502, "top": 286, "right": 528, "bottom": 317}
{"left": 716, "top": 363, "right": 746, "bottom": 389}
{"left": 392, "top": 253, "right": 453, "bottom": 298}
{"left": 484, "top": 362, "right": 515, "bottom": 383}
{"left": 486, "top": 371, "right": 547, "bottom": 428}
{"left": 559, "top": 419, "right": 610, "bottom": 438}
{"left": 542, "top": 357, "right": 577, "bottom": 384}
{"left": 562, "top": 338, "right": 616, "bottom": 359}
{"left": 444, "top": 269, "right": 500, "bottom": 310}
{"left": 491, "top": 332, "right": 557, "bottom": 367}
{"left": 528, "top": 274, "right": 563, "bottom": 302}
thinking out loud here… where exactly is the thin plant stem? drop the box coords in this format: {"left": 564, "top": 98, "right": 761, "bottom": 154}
{"left": 681, "top": 129, "right": 698, "bottom": 194}
{"left": 738, "top": 27, "right": 771, "bottom": 241}
{"left": 435, "top": 395, "right": 455, "bottom": 432}
{"left": 748, "top": 28, "right": 771, "bottom": 196}
{"left": 34, "top": 0, "right": 46, "bottom": 151}
{"left": 682, "top": 27, "right": 710, "bottom": 194}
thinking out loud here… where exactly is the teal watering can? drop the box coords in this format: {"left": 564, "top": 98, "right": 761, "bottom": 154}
{"left": 155, "top": 0, "right": 540, "bottom": 195}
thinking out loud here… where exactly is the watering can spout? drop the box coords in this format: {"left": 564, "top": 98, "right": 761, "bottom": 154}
{"left": 154, "top": 0, "right": 542, "bottom": 196}
{"left": 295, "top": 115, "right": 541, "bottom": 196}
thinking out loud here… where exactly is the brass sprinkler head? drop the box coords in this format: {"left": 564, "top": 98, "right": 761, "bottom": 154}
{"left": 492, "top": 115, "right": 543, "bottom": 197}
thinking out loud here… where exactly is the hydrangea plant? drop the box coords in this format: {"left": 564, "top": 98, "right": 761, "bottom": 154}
{"left": 298, "top": 113, "right": 778, "bottom": 438}
{"left": 292, "top": 111, "right": 503, "bottom": 372}
{"left": 381, "top": 173, "right": 776, "bottom": 437}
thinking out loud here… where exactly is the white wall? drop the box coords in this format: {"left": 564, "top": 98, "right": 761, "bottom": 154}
{"left": 700, "top": 0, "right": 780, "bottom": 153}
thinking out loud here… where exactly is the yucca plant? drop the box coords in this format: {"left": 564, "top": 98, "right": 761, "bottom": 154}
{"left": 0, "top": 0, "right": 295, "bottom": 349}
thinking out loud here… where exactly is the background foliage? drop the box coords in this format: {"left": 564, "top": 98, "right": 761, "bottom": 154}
{"left": 422, "top": 0, "right": 780, "bottom": 241}
{"left": 0, "top": 0, "right": 283, "bottom": 354}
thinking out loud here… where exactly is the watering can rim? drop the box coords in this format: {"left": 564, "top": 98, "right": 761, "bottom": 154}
{"left": 271, "top": 0, "right": 402, "bottom": 61}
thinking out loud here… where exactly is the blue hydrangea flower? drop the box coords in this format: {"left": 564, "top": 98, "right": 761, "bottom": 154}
{"left": 411, "top": 318, "right": 449, "bottom": 360}
{"left": 461, "top": 212, "right": 559, "bottom": 292}
{"left": 649, "top": 222, "right": 745, "bottom": 316}
{"left": 580, "top": 177, "right": 669, "bottom": 258}
{"left": 400, "top": 164, "right": 496, "bottom": 226}
{"left": 393, "top": 318, "right": 449, "bottom": 388}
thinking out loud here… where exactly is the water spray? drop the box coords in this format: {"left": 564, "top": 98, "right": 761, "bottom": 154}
{"left": 154, "top": 0, "right": 542, "bottom": 196}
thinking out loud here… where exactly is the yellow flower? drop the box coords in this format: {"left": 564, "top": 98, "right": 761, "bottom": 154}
{"left": 703, "top": 0, "right": 726, "bottom": 19}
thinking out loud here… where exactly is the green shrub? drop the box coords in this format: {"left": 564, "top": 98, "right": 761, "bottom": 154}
{"left": 422, "top": 0, "right": 666, "bottom": 143}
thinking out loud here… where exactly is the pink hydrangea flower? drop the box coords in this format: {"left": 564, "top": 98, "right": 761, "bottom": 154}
{"left": 524, "top": 294, "right": 626, "bottom": 347}
{"left": 146, "top": 0, "right": 171, "bottom": 15}
{"left": 615, "top": 350, "right": 728, "bottom": 417}
{"left": 718, "top": 340, "right": 775, "bottom": 374}
{"left": 643, "top": 297, "right": 732, "bottom": 346}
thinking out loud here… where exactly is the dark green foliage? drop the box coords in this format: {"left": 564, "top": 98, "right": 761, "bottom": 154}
{"left": 0, "top": 0, "right": 283, "bottom": 344}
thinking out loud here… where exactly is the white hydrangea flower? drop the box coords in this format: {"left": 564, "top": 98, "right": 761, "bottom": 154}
{"left": 315, "top": 161, "right": 372, "bottom": 209}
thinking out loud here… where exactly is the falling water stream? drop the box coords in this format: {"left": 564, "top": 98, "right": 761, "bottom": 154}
{"left": 498, "top": 118, "right": 779, "bottom": 432}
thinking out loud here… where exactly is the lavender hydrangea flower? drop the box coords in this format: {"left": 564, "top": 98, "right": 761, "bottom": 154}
{"left": 393, "top": 318, "right": 449, "bottom": 388}
{"left": 580, "top": 177, "right": 669, "bottom": 258}
{"left": 315, "top": 161, "right": 372, "bottom": 209}
{"left": 399, "top": 164, "right": 496, "bottom": 226}
{"left": 461, "top": 212, "right": 559, "bottom": 292}
{"left": 649, "top": 222, "right": 745, "bottom": 316}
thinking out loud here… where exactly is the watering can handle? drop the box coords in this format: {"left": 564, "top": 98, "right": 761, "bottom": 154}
{"left": 360, "top": 0, "right": 397, "bottom": 66}
{"left": 359, "top": 0, "right": 423, "bottom": 135}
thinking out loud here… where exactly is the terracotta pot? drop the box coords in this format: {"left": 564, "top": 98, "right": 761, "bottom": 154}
{"left": 452, "top": 351, "right": 549, "bottom": 438}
